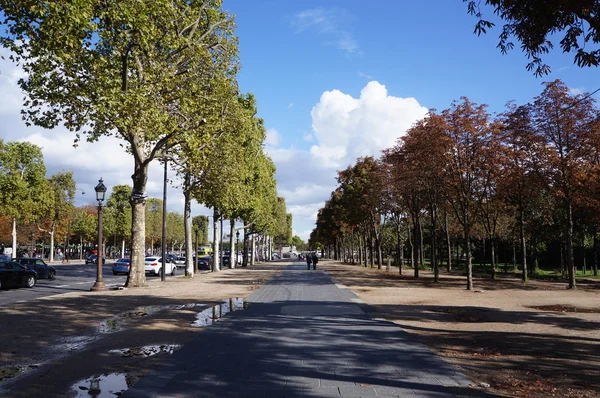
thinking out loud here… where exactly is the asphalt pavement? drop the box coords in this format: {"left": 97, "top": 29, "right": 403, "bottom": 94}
{"left": 0, "top": 261, "right": 126, "bottom": 304}
{"left": 123, "top": 262, "right": 484, "bottom": 397}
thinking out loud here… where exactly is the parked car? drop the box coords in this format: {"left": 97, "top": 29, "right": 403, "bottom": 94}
{"left": 144, "top": 256, "right": 177, "bottom": 276}
{"left": 112, "top": 258, "right": 131, "bottom": 275}
{"left": 0, "top": 260, "right": 37, "bottom": 289}
{"left": 85, "top": 255, "right": 105, "bottom": 265}
{"left": 0, "top": 254, "right": 11, "bottom": 262}
{"left": 173, "top": 256, "right": 186, "bottom": 269}
{"left": 15, "top": 258, "right": 56, "bottom": 279}
{"left": 195, "top": 255, "right": 211, "bottom": 271}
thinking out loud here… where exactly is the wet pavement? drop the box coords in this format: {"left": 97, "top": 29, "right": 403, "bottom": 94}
{"left": 123, "top": 262, "right": 482, "bottom": 397}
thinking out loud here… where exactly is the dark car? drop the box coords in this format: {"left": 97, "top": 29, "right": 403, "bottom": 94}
{"left": 16, "top": 258, "right": 56, "bottom": 279}
{"left": 0, "top": 260, "right": 37, "bottom": 289}
{"left": 196, "top": 255, "right": 211, "bottom": 270}
{"left": 112, "top": 258, "right": 131, "bottom": 275}
{"left": 85, "top": 255, "right": 105, "bottom": 265}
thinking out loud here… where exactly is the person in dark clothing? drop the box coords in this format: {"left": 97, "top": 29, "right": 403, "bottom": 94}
{"left": 311, "top": 253, "right": 318, "bottom": 270}
{"left": 306, "top": 254, "right": 312, "bottom": 270}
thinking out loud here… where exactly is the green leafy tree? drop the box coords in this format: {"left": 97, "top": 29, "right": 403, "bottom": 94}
{"left": 0, "top": 141, "right": 47, "bottom": 257}
{"left": 0, "top": 0, "right": 238, "bottom": 286}
{"left": 38, "top": 171, "right": 76, "bottom": 261}
{"left": 71, "top": 206, "right": 96, "bottom": 259}
{"left": 106, "top": 185, "right": 132, "bottom": 258}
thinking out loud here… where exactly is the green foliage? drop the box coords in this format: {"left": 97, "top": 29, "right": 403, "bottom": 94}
{"left": 0, "top": 141, "right": 48, "bottom": 225}
{"left": 192, "top": 215, "right": 209, "bottom": 244}
{"left": 106, "top": 185, "right": 132, "bottom": 240}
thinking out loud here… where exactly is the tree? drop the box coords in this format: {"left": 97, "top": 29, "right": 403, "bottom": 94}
{"left": 465, "top": 0, "right": 600, "bottom": 75}
{"left": 0, "top": 141, "right": 47, "bottom": 257}
{"left": 443, "top": 98, "right": 498, "bottom": 290}
{"left": 38, "top": 171, "right": 76, "bottom": 262}
{"left": 145, "top": 198, "right": 163, "bottom": 255}
{"left": 532, "top": 80, "right": 598, "bottom": 289}
{"left": 71, "top": 206, "right": 96, "bottom": 259}
{"left": 0, "top": 0, "right": 238, "bottom": 286}
{"left": 106, "top": 185, "right": 132, "bottom": 258}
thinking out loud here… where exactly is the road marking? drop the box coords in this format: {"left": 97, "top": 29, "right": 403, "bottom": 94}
{"left": 75, "top": 281, "right": 92, "bottom": 285}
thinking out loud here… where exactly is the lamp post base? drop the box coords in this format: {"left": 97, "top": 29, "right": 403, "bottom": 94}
{"left": 90, "top": 281, "right": 108, "bottom": 291}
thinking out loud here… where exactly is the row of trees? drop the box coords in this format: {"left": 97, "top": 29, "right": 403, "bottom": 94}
{"left": 0, "top": 1, "right": 292, "bottom": 286}
{"left": 310, "top": 80, "right": 600, "bottom": 290}
{"left": 0, "top": 145, "right": 212, "bottom": 260}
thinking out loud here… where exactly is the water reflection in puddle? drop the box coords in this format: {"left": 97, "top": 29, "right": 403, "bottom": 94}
{"left": 109, "top": 344, "right": 181, "bottom": 358}
{"left": 70, "top": 372, "right": 132, "bottom": 397}
{"left": 191, "top": 298, "right": 249, "bottom": 327}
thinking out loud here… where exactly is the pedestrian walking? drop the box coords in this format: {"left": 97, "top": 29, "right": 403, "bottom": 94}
{"left": 311, "top": 252, "right": 319, "bottom": 270}
{"left": 306, "top": 254, "right": 312, "bottom": 270}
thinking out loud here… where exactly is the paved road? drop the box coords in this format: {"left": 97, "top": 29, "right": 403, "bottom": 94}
{"left": 1, "top": 261, "right": 136, "bottom": 304}
{"left": 124, "top": 263, "right": 486, "bottom": 397}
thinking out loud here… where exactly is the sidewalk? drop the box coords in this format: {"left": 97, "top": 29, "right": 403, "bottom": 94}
{"left": 124, "top": 262, "right": 483, "bottom": 397}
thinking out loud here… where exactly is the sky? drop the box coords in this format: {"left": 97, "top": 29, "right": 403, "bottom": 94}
{"left": 0, "top": 1, "right": 598, "bottom": 242}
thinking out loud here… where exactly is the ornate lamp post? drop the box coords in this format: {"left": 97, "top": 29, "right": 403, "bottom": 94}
{"left": 91, "top": 178, "right": 107, "bottom": 291}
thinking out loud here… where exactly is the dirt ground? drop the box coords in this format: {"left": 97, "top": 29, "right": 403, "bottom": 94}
{"left": 320, "top": 261, "right": 600, "bottom": 398}
{"left": 1, "top": 260, "right": 599, "bottom": 397}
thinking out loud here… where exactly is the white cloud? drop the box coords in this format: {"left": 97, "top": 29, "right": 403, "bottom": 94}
{"left": 287, "top": 103, "right": 294, "bottom": 109}
{"left": 265, "top": 128, "right": 281, "bottom": 147}
{"left": 291, "top": 8, "right": 359, "bottom": 54}
{"left": 310, "top": 81, "right": 428, "bottom": 169}
{"left": 272, "top": 81, "right": 427, "bottom": 241}
{"left": 358, "top": 71, "right": 373, "bottom": 80}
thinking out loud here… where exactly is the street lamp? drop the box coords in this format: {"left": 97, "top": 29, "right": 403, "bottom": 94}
{"left": 236, "top": 230, "right": 240, "bottom": 266}
{"left": 91, "top": 178, "right": 107, "bottom": 291}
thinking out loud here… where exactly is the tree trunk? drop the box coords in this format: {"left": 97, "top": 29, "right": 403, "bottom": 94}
{"left": 251, "top": 228, "right": 256, "bottom": 266}
{"left": 413, "top": 215, "right": 420, "bottom": 278}
{"left": 490, "top": 238, "right": 496, "bottom": 279}
{"left": 465, "top": 234, "right": 473, "bottom": 290}
{"left": 49, "top": 228, "right": 55, "bottom": 262}
{"left": 230, "top": 219, "right": 235, "bottom": 269}
{"left": 566, "top": 201, "right": 576, "bottom": 289}
{"left": 464, "top": 209, "right": 473, "bottom": 290}
{"left": 363, "top": 234, "right": 368, "bottom": 268}
{"left": 126, "top": 159, "right": 149, "bottom": 288}
{"left": 594, "top": 226, "right": 598, "bottom": 277}
{"left": 418, "top": 218, "right": 424, "bottom": 269}
{"left": 445, "top": 212, "right": 451, "bottom": 272}
{"left": 212, "top": 210, "right": 220, "bottom": 271}
{"left": 431, "top": 206, "right": 438, "bottom": 283}
{"left": 376, "top": 234, "right": 382, "bottom": 270}
{"left": 520, "top": 209, "right": 528, "bottom": 282}
{"left": 183, "top": 184, "right": 194, "bottom": 277}
{"left": 396, "top": 222, "right": 403, "bottom": 275}
{"left": 408, "top": 223, "right": 415, "bottom": 270}
{"left": 12, "top": 218, "right": 17, "bottom": 258}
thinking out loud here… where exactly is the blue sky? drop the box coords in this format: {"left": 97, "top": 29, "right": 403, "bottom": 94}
{"left": 1, "top": 1, "right": 597, "bottom": 242}
{"left": 222, "top": 0, "right": 598, "bottom": 240}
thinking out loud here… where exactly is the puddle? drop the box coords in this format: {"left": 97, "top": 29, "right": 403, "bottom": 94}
{"left": 109, "top": 344, "right": 181, "bottom": 358}
{"left": 70, "top": 373, "right": 133, "bottom": 397}
{"left": 97, "top": 304, "right": 204, "bottom": 335}
{"left": 191, "top": 298, "right": 249, "bottom": 327}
